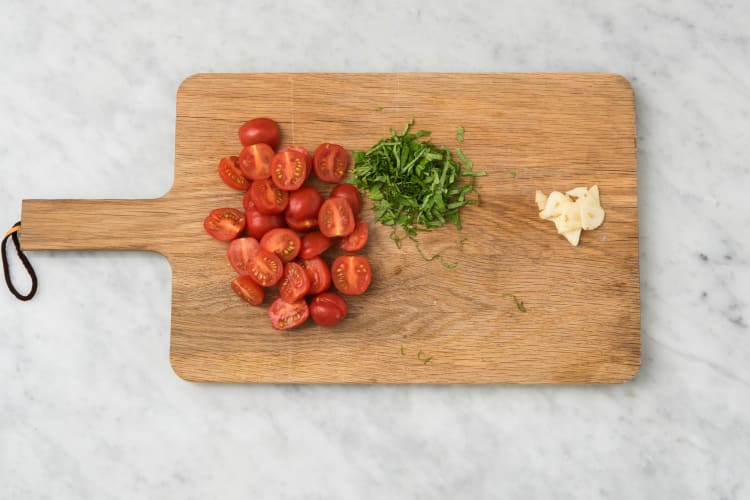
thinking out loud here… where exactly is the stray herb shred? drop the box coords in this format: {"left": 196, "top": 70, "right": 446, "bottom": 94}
{"left": 456, "top": 126, "right": 465, "bottom": 143}
{"left": 352, "top": 120, "right": 486, "bottom": 241}
{"left": 503, "top": 293, "right": 527, "bottom": 312}
{"left": 511, "top": 170, "right": 517, "bottom": 178}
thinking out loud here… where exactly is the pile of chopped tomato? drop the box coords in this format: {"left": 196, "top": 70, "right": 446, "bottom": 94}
{"left": 203, "top": 118, "right": 372, "bottom": 330}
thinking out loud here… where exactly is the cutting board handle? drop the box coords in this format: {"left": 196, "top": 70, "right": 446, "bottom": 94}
{"left": 20, "top": 198, "right": 170, "bottom": 253}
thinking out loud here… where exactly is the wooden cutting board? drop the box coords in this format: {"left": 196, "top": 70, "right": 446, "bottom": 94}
{"left": 20, "top": 73, "right": 640, "bottom": 383}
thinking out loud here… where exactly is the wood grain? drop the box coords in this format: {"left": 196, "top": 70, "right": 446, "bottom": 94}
{"left": 20, "top": 73, "right": 640, "bottom": 383}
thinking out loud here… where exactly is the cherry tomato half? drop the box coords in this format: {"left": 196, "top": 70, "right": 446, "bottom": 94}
{"left": 260, "top": 228, "right": 301, "bottom": 262}
{"left": 218, "top": 156, "right": 249, "bottom": 190}
{"left": 313, "top": 143, "right": 349, "bottom": 183}
{"left": 247, "top": 248, "right": 283, "bottom": 287}
{"left": 250, "top": 178, "right": 289, "bottom": 215}
{"left": 332, "top": 255, "right": 372, "bottom": 296}
{"left": 270, "top": 150, "right": 307, "bottom": 191}
{"left": 231, "top": 275, "right": 264, "bottom": 306}
{"left": 338, "top": 218, "right": 368, "bottom": 252}
{"left": 279, "top": 262, "right": 311, "bottom": 302}
{"left": 239, "top": 143, "right": 274, "bottom": 180}
{"left": 245, "top": 205, "right": 286, "bottom": 239}
{"left": 204, "top": 208, "right": 245, "bottom": 241}
{"left": 285, "top": 214, "right": 318, "bottom": 232}
{"left": 309, "top": 292, "right": 348, "bottom": 327}
{"left": 278, "top": 145, "right": 312, "bottom": 177}
{"left": 318, "top": 197, "right": 355, "bottom": 238}
{"left": 330, "top": 184, "right": 362, "bottom": 215}
{"left": 227, "top": 237, "right": 260, "bottom": 275}
{"left": 238, "top": 118, "right": 281, "bottom": 150}
{"left": 300, "top": 231, "right": 332, "bottom": 259}
{"left": 300, "top": 256, "right": 331, "bottom": 295}
{"left": 268, "top": 297, "right": 309, "bottom": 330}
{"left": 286, "top": 186, "right": 324, "bottom": 221}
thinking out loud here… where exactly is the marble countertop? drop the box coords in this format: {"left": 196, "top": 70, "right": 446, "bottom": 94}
{"left": 2, "top": 1, "right": 748, "bottom": 498}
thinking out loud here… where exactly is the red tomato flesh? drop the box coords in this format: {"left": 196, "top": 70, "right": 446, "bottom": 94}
{"left": 318, "top": 197, "right": 355, "bottom": 238}
{"left": 300, "top": 231, "right": 332, "bottom": 259}
{"left": 268, "top": 297, "right": 309, "bottom": 330}
{"left": 231, "top": 275, "right": 264, "bottom": 306}
{"left": 250, "top": 178, "right": 289, "bottom": 215}
{"left": 218, "top": 156, "right": 249, "bottom": 190}
{"left": 338, "top": 218, "right": 368, "bottom": 252}
{"left": 332, "top": 255, "right": 372, "bottom": 295}
{"left": 271, "top": 150, "right": 307, "bottom": 191}
{"left": 204, "top": 208, "right": 245, "bottom": 241}
{"left": 239, "top": 143, "right": 274, "bottom": 180}
{"left": 260, "top": 228, "right": 301, "bottom": 262}
{"left": 313, "top": 143, "right": 349, "bottom": 182}
{"left": 330, "top": 184, "right": 362, "bottom": 215}
{"left": 279, "top": 262, "right": 311, "bottom": 302}
{"left": 300, "top": 256, "right": 332, "bottom": 295}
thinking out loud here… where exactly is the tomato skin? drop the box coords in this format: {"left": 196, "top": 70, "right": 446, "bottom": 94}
{"left": 330, "top": 184, "right": 362, "bottom": 215}
{"left": 268, "top": 297, "right": 309, "bottom": 330}
{"left": 313, "top": 143, "right": 349, "bottom": 182}
{"left": 285, "top": 214, "right": 318, "bottom": 232}
{"left": 338, "top": 218, "right": 368, "bottom": 252}
{"left": 279, "top": 262, "right": 311, "bottom": 302}
{"left": 270, "top": 150, "right": 307, "bottom": 191}
{"left": 204, "top": 208, "right": 245, "bottom": 241}
{"left": 286, "top": 186, "right": 324, "bottom": 221}
{"left": 250, "top": 178, "right": 289, "bottom": 215}
{"left": 318, "top": 197, "right": 355, "bottom": 238}
{"left": 238, "top": 118, "right": 281, "bottom": 150}
{"left": 245, "top": 205, "right": 286, "bottom": 239}
{"left": 260, "top": 228, "right": 301, "bottom": 262}
{"left": 239, "top": 143, "right": 274, "bottom": 180}
{"left": 309, "top": 292, "right": 348, "bottom": 327}
{"left": 332, "top": 255, "right": 372, "bottom": 296}
{"left": 278, "top": 146, "right": 312, "bottom": 177}
{"left": 231, "top": 275, "right": 264, "bottom": 306}
{"left": 247, "top": 248, "right": 283, "bottom": 287}
{"left": 300, "top": 231, "right": 332, "bottom": 259}
{"left": 300, "top": 256, "right": 331, "bottom": 295}
{"left": 227, "top": 237, "right": 261, "bottom": 275}
{"left": 218, "top": 156, "right": 250, "bottom": 190}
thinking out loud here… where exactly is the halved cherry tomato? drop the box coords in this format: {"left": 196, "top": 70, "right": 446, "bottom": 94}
{"left": 260, "top": 228, "right": 301, "bottom": 262}
{"left": 218, "top": 156, "right": 249, "bottom": 190}
{"left": 245, "top": 205, "right": 286, "bottom": 239}
{"left": 278, "top": 146, "right": 312, "bottom": 177}
{"left": 338, "top": 218, "right": 368, "bottom": 252}
{"left": 286, "top": 186, "right": 323, "bottom": 221}
{"left": 242, "top": 189, "right": 254, "bottom": 212}
{"left": 204, "top": 208, "right": 245, "bottom": 241}
{"left": 270, "top": 150, "right": 307, "bottom": 191}
{"left": 268, "top": 297, "right": 309, "bottom": 330}
{"left": 318, "top": 197, "right": 355, "bottom": 238}
{"left": 285, "top": 214, "right": 318, "bottom": 232}
{"left": 313, "top": 143, "right": 349, "bottom": 182}
{"left": 227, "top": 237, "right": 260, "bottom": 275}
{"left": 330, "top": 184, "right": 362, "bottom": 215}
{"left": 300, "top": 256, "right": 331, "bottom": 295}
{"left": 300, "top": 231, "right": 332, "bottom": 259}
{"left": 250, "top": 178, "right": 289, "bottom": 215}
{"left": 239, "top": 143, "right": 274, "bottom": 180}
{"left": 231, "top": 275, "right": 264, "bottom": 306}
{"left": 309, "top": 292, "right": 348, "bottom": 327}
{"left": 332, "top": 255, "right": 372, "bottom": 295}
{"left": 247, "top": 248, "right": 283, "bottom": 287}
{"left": 239, "top": 118, "right": 280, "bottom": 150}
{"left": 279, "top": 262, "right": 310, "bottom": 302}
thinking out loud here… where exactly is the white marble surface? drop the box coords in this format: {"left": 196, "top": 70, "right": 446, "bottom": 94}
{"left": 1, "top": 1, "right": 749, "bottom": 498}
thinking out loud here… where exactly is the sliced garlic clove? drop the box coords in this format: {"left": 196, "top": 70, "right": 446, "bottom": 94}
{"left": 539, "top": 191, "right": 569, "bottom": 219}
{"left": 562, "top": 228, "right": 581, "bottom": 246}
{"left": 580, "top": 203, "right": 605, "bottom": 230}
{"left": 565, "top": 187, "right": 588, "bottom": 198}
{"left": 584, "top": 185, "right": 600, "bottom": 205}
{"left": 535, "top": 190, "right": 548, "bottom": 211}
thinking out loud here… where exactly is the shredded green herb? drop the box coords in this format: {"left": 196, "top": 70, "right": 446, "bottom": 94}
{"left": 375, "top": 106, "right": 384, "bottom": 112}
{"left": 417, "top": 350, "right": 433, "bottom": 365}
{"left": 352, "top": 120, "right": 486, "bottom": 242}
{"left": 456, "top": 126, "right": 465, "bottom": 143}
{"left": 511, "top": 170, "right": 517, "bottom": 179}
{"left": 459, "top": 237, "right": 468, "bottom": 250}
{"left": 410, "top": 236, "right": 457, "bottom": 269}
{"left": 400, "top": 345, "right": 405, "bottom": 356}
{"left": 503, "top": 293, "right": 527, "bottom": 312}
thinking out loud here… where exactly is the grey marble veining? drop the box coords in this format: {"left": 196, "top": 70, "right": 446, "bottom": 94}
{"left": 1, "top": 1, "right": 749, "bottom": 498}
